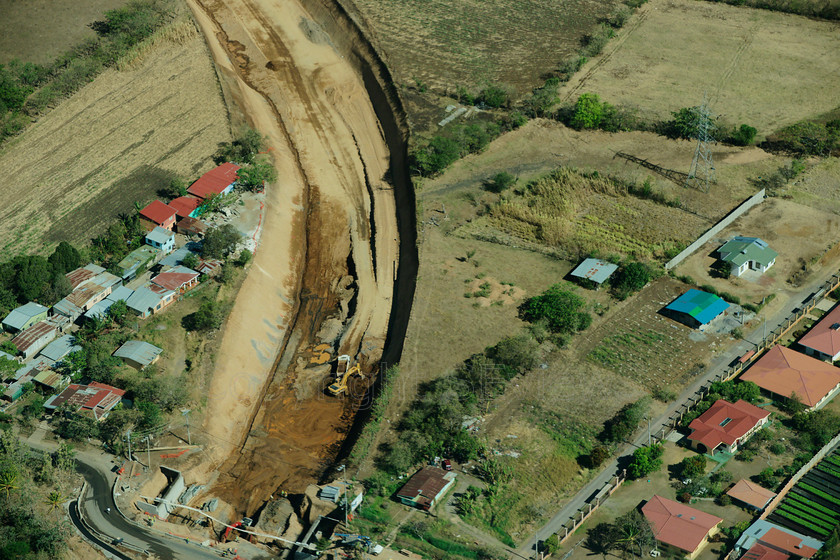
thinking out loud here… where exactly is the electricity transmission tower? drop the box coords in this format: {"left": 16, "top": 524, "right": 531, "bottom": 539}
{"left": 685, "top": 96, "right": 716, "bottom": 193}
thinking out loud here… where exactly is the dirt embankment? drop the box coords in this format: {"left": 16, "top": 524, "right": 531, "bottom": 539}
{"left": 186, "top": 0, "right": 416, "bottom": 518}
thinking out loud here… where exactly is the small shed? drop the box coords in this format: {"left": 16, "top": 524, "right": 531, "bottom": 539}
{"left": 396, "top": 467, "right": 456, "bottom": 511}
{"left": 113, "top": 340, "right": 163, "bottom": 370}
{"left": 2, "top": 302, "right": 49, "bottom": 333}
{"left": 11, "top": 320, "right": 59, "bottom": 360}
{"left": 176, "top": 216, "right": 207, "bottom": 237}
{"left": 570, "top": 258, "right": 618, "bottom": 287}
{"left": 662, "top": 289, "right": 729, "bottom": 331}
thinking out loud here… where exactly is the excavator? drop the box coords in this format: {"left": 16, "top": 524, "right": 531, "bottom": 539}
{"left": 328, "top": 358, "right": 363, "bottom": 396}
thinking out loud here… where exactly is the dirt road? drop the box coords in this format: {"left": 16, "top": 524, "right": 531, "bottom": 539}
{"left": 186, "top": 0, "right": 404, "bottom": 516}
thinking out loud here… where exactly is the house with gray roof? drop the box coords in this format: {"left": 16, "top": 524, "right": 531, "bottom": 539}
{"left": 126, "top": 285, "right": 174, "bottom": 318}
{"left": 39, "top": 334, "right": 81, "bottom": 362}
{"left": 717, "top": 236, "right": 778, "bottom": 277}
{"left": 146, "top": 226, "right": 175, "bottom": 254}
{"left": 2, "top": 302, "right": 49, "bottom": 333}
{"left": 84, "top": 285, "right": 135, "bottom": 322}
{"left": 570, "top": 258, "right": 618, "bottom": 287}
{"left": 113, "top": 340, "right": 162, "bottom": 370}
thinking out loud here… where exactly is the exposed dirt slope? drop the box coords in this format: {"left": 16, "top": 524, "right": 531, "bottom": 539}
{"left": 187, "top": 0, "right": 399, "bottom": 516}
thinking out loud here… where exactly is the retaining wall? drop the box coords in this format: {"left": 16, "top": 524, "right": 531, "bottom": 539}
{"left": 665, "top": 189, "right": 766, "bottom": 270}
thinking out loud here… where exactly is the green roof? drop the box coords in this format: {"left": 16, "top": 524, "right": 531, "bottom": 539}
{"left": 718, "top": 237, "right": 778, "bottom": 267}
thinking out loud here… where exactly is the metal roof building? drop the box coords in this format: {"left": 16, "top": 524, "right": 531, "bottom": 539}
{"left": 39, "top": 334, "right": 81, "bottom": 362}
{"left": 570, "top": 258, "right": 619, "bottom": 285}
{"left": 717, "top": 237, "right": 778, "bottom": 277}
{"left": 396, "top": 467, "right": 456, "bottom": 510}
{"left": 116, "top": 245, "right": 160, "bottom": 280}
{"left": 663, "top": 289, "right": 730, "bottom": 331}
{"left": 187, "top": 163, "right": 240, "bottom": 199}
{"left": 113, "top": 340, "right": 163, "bottom": 370}
{"left": 84, "top": 285, "right": 135, "bottom": 321}
{"left": 2, "top": 302, "right": 49, "bottom": 333}
{"left": 11, "top": 320, "right": 60, "bottom": 359}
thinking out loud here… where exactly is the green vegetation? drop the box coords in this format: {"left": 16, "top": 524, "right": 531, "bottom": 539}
{"left": 411, "top": 120, "right": 505, "bottom": 176}
{"left": 213, "top": 127, "right": 266, "bottom": 165}
{"left": 521, "top": 284, "right": 592, "bottom": 334}
{"left": 678, "top": 455, "right": 707, "bottom": 479}
{"left": 585, "top": 511, "right": 656, "bottom": 559}
{"left": 201, "top": 224, "right": 242, "bottom": 259}
{"left": 564, "top": 93, "right": 642, "bottom": 133}
{"left": 479, "top": 85, "right": 511, "bottom": 109}
{"left": 790, "top": 409, "right": 840, "bottom": 452}
{"left": 704, "top": 0, "right": 840, "bottom": 20}
{"left": 182, "top": 300, "right": 224, "bottom": 332}
{"left": 349, "top": 365, "right": 399, "bottom": 466}
{"left": 0, "top": 241, "right": 83, "bottom": 317}
{"left": 728, "top": 124, "right": 758, "bottom": 146}
{"left": 0, "top": 0, "right": 176, "bottom": 144}
{"left": 599, "top": 398, "right": 650, "bottom": 444}
{"left": 610, "top": 261, "right": 653, "bottom": 300}
{"left": 237, "top": 156, "right": 277, "bottom": 191}
{"left": 483, "top": 171, "right": 516, "bottom": 193}
{"left": 627, "top": 443, "right": 664, "bottom": 478}
{"left": 766, "top": 120, "right": 840, "bottom": 156}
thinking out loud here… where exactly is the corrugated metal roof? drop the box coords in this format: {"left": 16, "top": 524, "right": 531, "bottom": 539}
{"left": 65, "top": 264, "right": 106, "bottom": 289}
{"left": 140, "top": 200, "right": 177, "bottom": 224}
{"left": 666, "top": 289, "right": 730, "bottom": 325}
{"left": 570, "top": 258, "right": 619, "bottom": 284}
{"left": 187, "top": 163, "right": 240, "bottom": 199}
{"left": 113, "top": 340, "right": 163, "bottom": 367}
{"left": 151, "top": 268, "right": 199, "bottom": 291}
{"left": 39, "top": 335, "right": 81, "bottom": 362}
{"left": 168, "top": 196, "right": 201, "bottom": 218}
{"left": 126, "top": 287, "right": 166, "bottom": 314}
{"left": 2, "top": 302, "right": 48, "bottom": 331}
{"left": 718, "top": 237, "right": 778, "bottom": 267}
{"left": 11, "top": 321, "right": 58, "bottom": 353}
{"left": 146, "top": 226, "right": 174, "bottom": 245}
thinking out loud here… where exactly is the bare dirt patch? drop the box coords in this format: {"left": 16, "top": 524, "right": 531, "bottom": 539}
{"left": 560, "top": 0, "right": 840, "bottom": 133}
{"left": 0, "top": 28, "right": 230, "bottom": 255}
{"left": 0, "top": 0, "right": 127, "bottom": 64}
{"left": 675, "top": 198, "right": 840, "bottom": 300}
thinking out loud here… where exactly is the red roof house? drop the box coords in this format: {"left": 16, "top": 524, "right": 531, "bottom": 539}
{"left": 43, "top": 382, "right": 126, "bottom": 421}
{"left": 742, "top": 543, "right": 791, "bottom": 560}
{"left": 187, "top": 163, "right": 241, "bottom": 200}
{"left": 642, "top": 495, "right": 723, "bottom": 559}
{"left": 799, "top": 304, "right": 840, "bottom": 362}
{"left": 760, "top": 528, "right": 819, "bottom": 559}
{"left": 396, "top": 467, "right": 457, "bottom": 510}
{"left": 151, "top": 266, "right": 199, "bottom": 294}
{"left": 139, "top": 200, "right": 177, "bottom": 232}
{"left": 168, "top": 196, "right": 202, "bottom": 219}
{"left": 740, "top": 345, "right": 840, "bottom": 410}
{"left": 687, "top": 399, "right": 770, "bottom": 455}
{"left": 726, "top": 479, "right": 776, "bottom": 511}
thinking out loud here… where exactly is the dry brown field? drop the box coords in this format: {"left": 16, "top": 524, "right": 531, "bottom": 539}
{"left": 0, "top": 0, "right": 127, "bottom": 64}
{"left": 788, "top": 157, "right": 840, "bottom": 214}
{"left": 0, "top": 25, "right": 230, "bottom": 256}
{"left": 341, "top": 0, "right": 619, "bottom": 96}
{"left": 560, "top": 0, "right": 840, "bottom": 134}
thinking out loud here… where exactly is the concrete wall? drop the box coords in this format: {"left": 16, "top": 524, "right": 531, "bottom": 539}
{"left": 665, "top": 189, "right": 766, "bottom": 270}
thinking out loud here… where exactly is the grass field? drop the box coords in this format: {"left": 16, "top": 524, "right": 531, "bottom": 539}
{"left": 0, "top": 0, "right": 128, "bottom": 64}
{"left": 0, "top": 23, "right": 230, "bottom": 256}
{"left": 560, "top": 0, "right": 840, "bottom": 134}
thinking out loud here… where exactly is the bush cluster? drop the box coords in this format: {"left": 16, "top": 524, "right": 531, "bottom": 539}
{"left": 521, "top": 284, "right": 592, "bottom": 334}
{"left": 599, "top": 398, "right": 650, "bottom": 443}
{"left": 411, "top": 120, "right": 502, "bottom": 176}
{"left": 764, "top": 120, "right": 840, "bottom": 156}
{"left": 0, "top": 241, "right": 82, "bottom": 319}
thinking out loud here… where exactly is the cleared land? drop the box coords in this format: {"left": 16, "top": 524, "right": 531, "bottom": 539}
{"left": 0, "top": 25, "right": 231, "bottom": 256}
{"left": 561, "top": 0, "right": 840, "bottom": 134}
{"left": 0, "top": 0, "right": 127, "bottom": 64}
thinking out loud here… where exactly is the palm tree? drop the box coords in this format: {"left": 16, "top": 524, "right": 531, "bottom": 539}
{"left": 0, "top": 470, "right": 19, "bottom": 498}
{"left": 45, "top": 491, "right": 64, "bottom": 512}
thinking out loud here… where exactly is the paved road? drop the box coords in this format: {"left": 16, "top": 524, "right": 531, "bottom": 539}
{"left": 515, "top": 267, "right": 839, "bottom": 559}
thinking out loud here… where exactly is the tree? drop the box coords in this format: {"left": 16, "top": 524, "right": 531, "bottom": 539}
{"left": 627, "top": 443, "right": 664, "bottom": 479}
{"left": 54, "top": 414, "right": 99, "bottom": 441}
{"left": 0, "top": 467, "right": 18, "bottom": 498}
{"left": 159, "top": 177, "right": 187, "bottom": 200}
{"left": 485, "top": 334, "right": 539, "bottom": 374}
{"left": 611, "top": 262, "right": 651, "bottom": 300}
{"left": 0, "top": 355, "right": 17, "bottom": 381}
{"left": 0, "top": 287, "right": 16, "bottom": 317}
{"left": 0, "top": 340, "right": 17, "bottom": 356}
{"left": 202, "top": 224, "right": 242, "bottom": 259}
{"left": 136, "top": 401, "right": 163, "bottom": 430}
{"left": 15, "top": 255, "right": 52, "bottom": 302}
{"left": 729, "top": 124, "right": 757, "bottom": 146}
{"left": 107, "top": 299, "right": 128, "bottom": 326}
{"left": 41, "top": 272, "right": 72, "bottom": 304}
{"left": 587, "top": 523, "right": 619, "bottom": 558}
{"left": 183, "top": 300, "right": 223, "bottom": 332}
{"left": 585, "top": 444, "right": 611, "bottom": 469}
{"left": 483, "top": 171, "right": 516, "bottom": 193}
{"left": 614, "top": 510, "right": 655, "bottom": 558}
{"left": 664, "top": 106, "right": 711, "bottom": 140}
{"left": 235, "top": 249, "right": 252, "bottom": 267}
{"left": 182, "top": 252, "right": 201, "bottom": 270}
{"left": 781, "top": 391, "right": 807, "bottom": 414}
{"left": 45, "top": 490, "right": 64, "bottom": 513}
{"left": 48, "top": 241, "right": 81, "bottom": 274}
{"left": 599, "top": 398, "right": 650, "bottom": 443}
{"left": 571, "top": 93, "right": 604, "bottom": 130}
{"left": 678, "top": 455, "right": 707, "bottom": 479}
{"left": 412, "top": 136, "right": 462, "bottom": 176}
{"left": 522, "top": 284, "right": 591, "bottom": 334}
{"left": 52, "top": 442, "right": 76, "bottom": 472}
{"left": 237, "top": 156, "right": 277, "bottom": 191}
{"left": 479, "top": 85, "right": 510, "bottom": 108}
{"left": 213, "top": 127, "right": 266, "bottom": 164}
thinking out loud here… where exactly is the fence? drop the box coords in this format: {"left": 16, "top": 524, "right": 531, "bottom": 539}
{"left": 557, "top": 473, "right": 626, "bottom": 545}
{"left": 665, "top": 189, "right": 766, "bottom": 270}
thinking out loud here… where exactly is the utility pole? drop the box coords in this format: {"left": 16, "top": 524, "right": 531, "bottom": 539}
{"left": 648, "top": 416, "right": 651, "bottom": 446}
{"left": 126, "top": 430, "right": 132, "bottom": 462}
{"left": 146, "top": 436, "right": 152, "bottom": 471}
{"left": 182, "top": 409, "right": 192, "bottom": 445}
{"left": 340, "top": 464, "right": 348, "bottom": 529}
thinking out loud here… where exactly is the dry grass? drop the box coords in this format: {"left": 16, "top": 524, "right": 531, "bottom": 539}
{"left": 560, "top": 0, "right": 840, "bottom": 134}
{"left": 0, "top": 0, "right": 127, "bottom": 64}
{"left": 0, "top": 25, "right": 230, "bottom": 255}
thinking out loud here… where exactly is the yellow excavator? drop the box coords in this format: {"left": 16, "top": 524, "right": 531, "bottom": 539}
{"left": 328, "top": 358, "right": 363, "bottom": 396}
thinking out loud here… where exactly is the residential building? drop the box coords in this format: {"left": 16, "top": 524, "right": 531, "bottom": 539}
{"left": 65, "top": 263, "right": 107, "bottom": 289}
{"left": 116, "top": 245, "right": 160, "bottom": 281}
{"left": 2, "top": 302, "right": 49, "bottom": 333}
{"left": 642, "top": 495, "right": 723, "bottom": 560}
{"left": 176, "top": 216, "right": 207, "bottom": 237}
{"left": 126, "top": 285, "right": 175, "bottom": 318}
{"left": 687, "top": 399, "right": 770, "bottom": 455}
{"left": 570, "top": 258, "right": 618, "bottom": 287}
{"left": 740, "top": 345, "right": 840, "bottom": 410}
{"left": 2, "top": 369, "right": 38, "bottom": 402}
{"left": 145, "top": 226, "right": 175, "bottom": 254}
{"left": 168, "top": 196, "right": 202, "bottom": 219}
{"left": 32, "top": 369, "right": 69, "bottom": 394}
{"left": 741, "top": 543, "right": 791, "bottom": 560}
{"left": 736, "top": 520, "right": 822, "bottom": 559}
{"left": 11, "top": 320, "right": 60, "bottom": 360}
{"left": 43, "top": 382, "right": 126, "bottom": 420}
{"left": 158, "top": 246, "right": 196, "bottom": 269}
{"left": 662, "top": 289, "right": 730, "bottom": 331}
{"left": 726, "top": 479, "right": 777, "bottom": 511}
{"left": 139, "top": 200, "right": 177, "bottom": 232}
{"left": 151, "top": 266, "right": 199, "bottom": 294}
{"left": 717, "top": 236, "right": 778, "bottom": 277}
{"left": 196, "top": 257, "right": 223, "bottom": 277}
{"left": 54, "top": 265, "right": 121, "bottom": 320}
{"left": 798, "top": 304, "right": 840, "bottom": 362}
{"left": 396, "top": 467, "right": 456, "bottom": 510}
{"left": 113, "top": 340, "right": 162, "bottom": 370}
{"left": 83, "top": 285, "right": 135, "bottom": 322}
{"left": 39, "top": 334, "right": 81, "bottom": 363}
{"left": 187, "top": 162, "right": 240, "bottom": 200}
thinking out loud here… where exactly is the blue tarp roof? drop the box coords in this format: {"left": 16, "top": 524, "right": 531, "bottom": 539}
{"left": 665, "top": 289, "right": 730, "bottom": 325}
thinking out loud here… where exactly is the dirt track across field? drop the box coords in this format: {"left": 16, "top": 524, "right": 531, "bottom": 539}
{"left": 186, "top": 0, "right": 407, "bottom": 516}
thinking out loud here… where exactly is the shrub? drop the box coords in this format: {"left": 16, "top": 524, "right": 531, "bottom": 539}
{"left": 608, "top": 6, "right": 633, "bottom": 27}
{"left": 524, "top": 81, "right": 559, "bottom": 117}
{"left": 627, "top": 443, "right": 663, "bottom": 479}
{"left": 611, "top": 261, "right": 651, "bottom": 300}
{"left": 581, "top": 24, "right": 614, "bottom": 58}
{"left": 182, "top": 300, "right": 223, "bottom": 332}
{"left": 729, "top": 124, "right": 758, "bottom": 146}
{"left": 237, "top": 156, "right": 277, "bottom": 191}
{"left": 522, "top": 284, "right": 591, "bottom": 334}
{"left": 664, "top": 106, "right": 716, "bottom": 140}
{"left": 479, "top": 85, "right": 510, "bottom": 108}
{"left": 557, "top": 56, "right": 588, "bottom": 82}
{"left": 599, "top": 398, "right": 650, "bottom": 443}
{"left": 485, "top": 334, "right": 539, "bottom": 374}
{"left": 570, "top": 93, "right": 605, "bottom": 130}
{"left": 678, "top": 455, "right": 707, "bottom": 479}
{"left": 483, "top": 171, "right": 516, "bottom": 193}
{"left": 769, "top": 121, "right": 839, "bottom": 156}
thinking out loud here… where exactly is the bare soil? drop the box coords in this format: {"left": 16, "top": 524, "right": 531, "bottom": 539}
{"left": 0, "top": 0, "right": 127, "bottom": 64}
{"left": 560, "top": 0, "right": 840, "bottom": 134}
{"left": 0, "top": 26, "right": 230, "bottom": 255}
{"left": 187, "top": 0, "right": 400, "bottom": 517}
